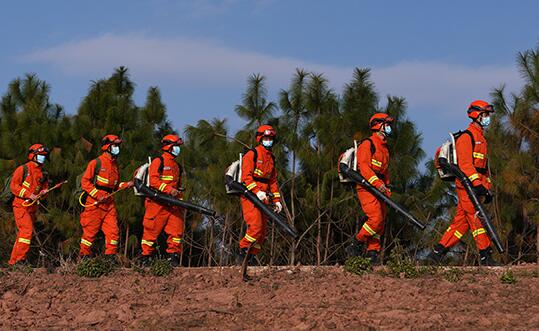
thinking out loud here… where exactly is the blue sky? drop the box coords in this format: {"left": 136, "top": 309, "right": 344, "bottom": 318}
{"left": 1, "top": 0, "right": 537, "bottom": 158}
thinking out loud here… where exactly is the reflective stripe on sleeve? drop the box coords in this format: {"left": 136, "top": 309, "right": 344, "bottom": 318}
{"left": 89, "top": 188, "right": 98, "bottom": 197}
{"left": 159, "top": 183, "right": 167, "bottom": 191}
{"left": 368, "top": 175, "right": 379, "bottom": 184}
{"left": 22, "top": 181, "right": 30, "bottom": 188}
{"left": 141, "top": 240, "right": 154, "bottom": 247}
{"left": 246, "top": 182, "right": 257, "bottom": 190}
{"left": 371, "top": 159, "right": 382, "bottom": 167}
{"left": 454, "top": 230, "right": 463, "bottom": 239}
{"left": 468, "top": 173, "right": 480, "bottom": 182}
{"left": 19, "top": 188, "right": 26, "bottom": 197}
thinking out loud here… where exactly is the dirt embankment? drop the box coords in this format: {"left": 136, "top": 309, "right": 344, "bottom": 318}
{"left": 0, "top": 265, "right": 538, "bottom": 330}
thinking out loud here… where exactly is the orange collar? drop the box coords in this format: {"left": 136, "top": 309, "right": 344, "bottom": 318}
{"left": 162, "top": 152, "right": 176, "bottom": 161}
{"left": 100, "top": 152, "right": 116, "bottom": 163}
{"left": 468, "top": 122, "right": 484, "bottom": 135}
{"left": 371, "top": 132, "right": 387, "bottom": 145}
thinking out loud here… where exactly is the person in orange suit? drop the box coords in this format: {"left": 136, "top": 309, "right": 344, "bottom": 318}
{"left": 428, "top": 100, "right": 497, "bottom": 265}
{"left": 140, "top": 134, "right": 185, "bottom": 267}
{"left": 79, "top": 135, "right": 133, "bottom": 259}
{"left": 8, "top": 144, "right": 50, "bottom": 266}
{"left": 238, "top": 125, "right": 282, "bottom": 263}
{"left": 346, "top": 113, "right": 394, "bottom": 263}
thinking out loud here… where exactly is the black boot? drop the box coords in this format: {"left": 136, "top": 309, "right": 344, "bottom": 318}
{"left": 345, "top": 238, "right": 365, "bottom": 257}
{"left": 236, "top": 248, "right": 254, "bottom": 266}
{"left": 365, "top": 250, "right": 379, "bottom": 265}
{"left": 103, "top": 254, "right": 118, "bottom": 266}
{"left": 426, "top": 244, "right": 448, "bottom": 264}
{"left": 138, "top": 254, "right": 154, "bottom": 267}
{"left": 479, "top": 248, "right": 500, "bottom": 266}
{"left": 167, "top": 253, "right": 181, "bottom": 267}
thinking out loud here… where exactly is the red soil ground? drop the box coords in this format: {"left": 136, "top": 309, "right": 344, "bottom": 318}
{"left": 0, "top": 265, "right": 538, "bottom": 330}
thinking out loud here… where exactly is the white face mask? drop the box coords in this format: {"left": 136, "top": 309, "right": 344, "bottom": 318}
{"left": 36, "top": 155, "right": 46, "bottom": 164}
{"left": 383, "top": 125, "right": 392, "bottom": 136}
{"left": 171, "top": 145, "right": 181, "bottom": 156}
{"left": 110, "top": 145, "right": 120, "bottom": 156}
{"left": 262, "top": 139, "right": 274, "bottom": 148}
{"left": 480, "top": 115, "right": 491, "bottom": 127}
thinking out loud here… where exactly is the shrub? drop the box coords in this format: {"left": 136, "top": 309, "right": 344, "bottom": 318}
{"left": 76, "top": 257, "right": 116, "bottom": 278}
{"left": 500, "top": 269, "right": 516, "bottom": 284}
{"left": 150, "top": 259, "right": 173, "bottom": 277}
{"left": 344, "top": 256, "right": 372, "bottom": 276}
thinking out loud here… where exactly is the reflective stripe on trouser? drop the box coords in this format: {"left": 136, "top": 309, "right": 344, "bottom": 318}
{"left": 79, "top": 204, "right": 120, "bottom": 256}
{"left": 355, "top": 186, "right": 387, "bottom": 252}
{"left": 141, "top": 200, "right": 184, "bottom": 256}
{"left": 438, "top": 187, "right": 491, "bottom": 250}
{"left": 239, "top": 196, "right": 267, "bottom": 254}
{"left": 9, "top": 207, "right": 36, "bottom": 265}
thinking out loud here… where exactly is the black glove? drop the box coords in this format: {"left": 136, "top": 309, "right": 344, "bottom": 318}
{"left": 473, "top": 185, "right": 488, "bottom": 197}
{"left": 483, "top": 191, "right": 493, "bottom": 204}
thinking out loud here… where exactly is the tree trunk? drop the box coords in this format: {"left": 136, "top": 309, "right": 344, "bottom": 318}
{"left": 316, "top": 135, "right": 322, "bottom": 266}
{"left": 208, "top": 215, "right": 214, "bottom": 267}
{"left": 323, "top": 180, "right": 334, "bottom": 263}
{"left": 289, "top": 151, "right": 296, "bottom": 266}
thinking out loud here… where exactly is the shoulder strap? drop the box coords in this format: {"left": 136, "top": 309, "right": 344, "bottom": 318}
{"left": 250, "top": 148, "right": 258, "bottom": 172}
{"left": 92, "top": 158, "right": 101, "bottom": 185}
{"left": 154, "top": 155, "right": 182, "bottom": 176}
{"left": 158, "top": 155, "right": 164, "bottom": 175}
{"left": 22, "top": 164, "right": 28, "bottom": 180}
{"left": 360, "top": 138, "right": 376, "bottom": 155}
{"left": 455, "top": 130, "right": 475, "bottom": 148}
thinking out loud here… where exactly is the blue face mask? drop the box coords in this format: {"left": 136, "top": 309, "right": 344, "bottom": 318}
{"left": 383, "top": 125, "right": 392, "bottom": 136}
{"left": 36, "top": 155, "right": 46, "bottom": 164}
{"left": 480, "top": 115, "right": 491, "bottom": 127}
{"left": 262, "top": 139, "right": 274, "bottom": 148}
{"left": 110, "top": 145, "right": 120, "bottom": 156}
{"left": 171, "top": 145, "right": 181, "bottom": 156}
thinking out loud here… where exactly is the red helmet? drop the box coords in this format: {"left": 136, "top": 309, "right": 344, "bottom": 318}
{"left": 161, "top": 134, "right": 184, "bottom": 151}
{"left": 255, "top": 125, "right": 277, "bottom": 143}
{"left": 369, "top": 113, "right": 394, "bottom": 131}
{"left": 467, "top": 100, "right": 494, "bottom": 120}
{"left": 101, "top": 134, "right": 123, "bottom": 151}
{"left": 28, "top": 144, "right": 49, "bottom": 161}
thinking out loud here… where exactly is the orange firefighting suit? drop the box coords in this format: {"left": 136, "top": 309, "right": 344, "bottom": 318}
{"left": 9, "top": 161, "right": 48, "bottom": 265}
{"left": 79, "top": 153, "right": 129, "bottom": 256}
{"left": 438, "top": 123, "right": 492, "bottom": 250}
{"left": 141, "top": 153, "right": 184, "bottom": 256}
{"left": 354, "top": 133, "right": 390, "bottom": 252}
{"left": 239, "top": 145, "right": 281, "bottom": 255}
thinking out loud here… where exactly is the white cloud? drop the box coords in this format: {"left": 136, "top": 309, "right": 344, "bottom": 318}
{"left": 22, "top": 33, "right": 522, "bottom": 117}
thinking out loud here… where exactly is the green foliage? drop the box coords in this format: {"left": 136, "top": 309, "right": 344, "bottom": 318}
{"left": 10, "top": 263, "right": 33, "bottom": 274}
{"left": 443, "top": 267, "right": 462, "bottom": 282}
{"left": 76, "top": 257, "right": 116, "bottom": 278}
{"left": 0, "top": 41, "right": 537, "bottom": 267}
{"left": 500, "top": 269, "right": 517, "bottom": 284}
{"left": 386, "top": 244, "right": 422, "bottom": 278}
{"left": 150, "top": 259, "right": 173, "bottom": 277}
{"left": 344, "top": 256, "right": 372, "bottom": 276}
